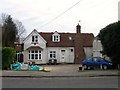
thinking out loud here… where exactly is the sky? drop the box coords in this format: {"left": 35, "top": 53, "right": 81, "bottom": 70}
{"left": 0, "top": 0, "right": 119, "bottom": 36}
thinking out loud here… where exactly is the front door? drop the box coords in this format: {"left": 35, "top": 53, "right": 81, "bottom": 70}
{"left": 60, "top": 50, "right": 66, "bottom": 63}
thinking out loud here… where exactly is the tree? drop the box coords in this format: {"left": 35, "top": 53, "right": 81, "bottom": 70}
{"left": 1, "top": 13, "right": 26, "bottom": 47}
{"left": 98, "top": 21, "right": 120, "bottom": 68}
{"left": 14, "top": 20, "right": 26, "bottom": 39}
{"left": 0, "top": 13, "right": 8, "bottom": 26}
{"left": 2, "top": 15, "right": 17, "bottom": 47}
{"left": 2, "top": 47, "right": 16, "bottom": 70}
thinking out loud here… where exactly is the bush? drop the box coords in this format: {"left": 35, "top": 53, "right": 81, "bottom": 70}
{"left": 0, "top": 47, "right": 2, "bottom": 69}
{"left": 2, "top": 47, "right": 16, "bottom": 70}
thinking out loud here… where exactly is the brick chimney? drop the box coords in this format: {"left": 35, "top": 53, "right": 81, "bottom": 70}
{"left": 74, "top": 24, "right": 85, "bottom": 64}
{"left": 76, "top": 23, "right": 81, "bottom": 34}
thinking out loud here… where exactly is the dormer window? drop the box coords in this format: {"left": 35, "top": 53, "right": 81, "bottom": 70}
{"left": 32, "top": 35, "right": 38, "bottom": 43}
{"left": 52, "top": 31, "right": 60, "bottom": 42}
{"left": 53, "top": 35, "right": 59, "bottom": 42}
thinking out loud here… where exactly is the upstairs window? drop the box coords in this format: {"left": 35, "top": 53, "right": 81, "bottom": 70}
{"left": 53, "top": 35, "right": 59, "bottom": 42}
{"left": 52, "top": 31, "right": 60, "bottom": 42}
{"left": 32, "top": 36, "right": 38, "bottom": 43}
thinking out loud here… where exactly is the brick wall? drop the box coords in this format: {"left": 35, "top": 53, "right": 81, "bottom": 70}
{"left": 74, "top": 24, "right": 85, "bottom": 64}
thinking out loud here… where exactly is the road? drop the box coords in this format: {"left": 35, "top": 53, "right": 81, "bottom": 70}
{"left": 2, "top": 76, "right": 118, "bottom": 88}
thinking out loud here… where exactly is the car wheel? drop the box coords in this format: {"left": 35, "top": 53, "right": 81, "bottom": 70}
{"left": 102, "top": 65, "right": 108, "bottom": 70}
{"left": 83, "top": 65, "right": 88, "bottom": 70}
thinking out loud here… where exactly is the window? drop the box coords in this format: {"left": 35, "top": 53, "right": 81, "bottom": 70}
{"left": 54, "top": 36, "right": 58, "bottom": 41}
{"left": 52, "top": 31, "right": 60, "bottom": 42}
{"left": 53, "top": 35, "right": 60, "bottom": 42}
{"left": 70, "top": 49, "right": 73, "bottom": 52}
{"left": 49, "top": 51, "right": 56, "bottom": 59}
{"left": 69, "top": 37, "right": 72, "bottom": 40}
{"left": 29, "top": 50, "right": 42, "bottom": 60}
{"left": 32, "top": 36, "right": 38, "bottom": 43}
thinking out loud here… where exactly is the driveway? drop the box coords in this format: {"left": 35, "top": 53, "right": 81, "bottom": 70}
{"left": 2, "top": 64, "right": 119, "bottom": 77}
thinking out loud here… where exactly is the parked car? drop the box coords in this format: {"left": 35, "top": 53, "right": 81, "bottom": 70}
{"left": 82, "top": 57, "right": 113, "bottom": 70}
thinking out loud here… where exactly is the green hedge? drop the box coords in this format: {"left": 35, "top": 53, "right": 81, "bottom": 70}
{"left": 2, "top": 47, "right": 16, "bottom": 70}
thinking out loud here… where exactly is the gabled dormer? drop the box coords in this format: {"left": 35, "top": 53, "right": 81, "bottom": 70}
{"left": 23, "top": 29, "right": 47, "bottom": 50}
{"left": 52, "top": 31, "right": 60, "bottom": 42}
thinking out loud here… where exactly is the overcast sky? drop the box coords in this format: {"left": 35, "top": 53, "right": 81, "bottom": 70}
{"left": 0, "top": 0, "right": 119, "bottom": 36}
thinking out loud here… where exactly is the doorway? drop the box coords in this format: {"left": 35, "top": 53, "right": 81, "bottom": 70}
{"left": 60, "top": 50, "right": 66, "bottom": 63}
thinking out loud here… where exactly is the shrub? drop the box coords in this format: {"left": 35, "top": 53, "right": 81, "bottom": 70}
{"left": 2, "top": 47, "right": 16, "bottom": 70}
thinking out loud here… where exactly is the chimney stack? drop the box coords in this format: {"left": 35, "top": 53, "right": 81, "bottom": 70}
{"left": 76, "top": 23, "right": 81, "bottom": 33}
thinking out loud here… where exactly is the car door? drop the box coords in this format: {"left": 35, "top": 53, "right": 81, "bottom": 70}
{"left": 87, "top": 58, "right": 94, "bottom": 68}
{"left": 93, "top": 57, "right": 100, "bottom": 68}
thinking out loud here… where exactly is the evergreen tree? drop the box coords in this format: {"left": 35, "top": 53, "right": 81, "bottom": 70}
{"left": 2, "top": 15, "right": 17, "bottom": 47}
{"left": 98, "top": 21, "right": 120, "bottom": 68}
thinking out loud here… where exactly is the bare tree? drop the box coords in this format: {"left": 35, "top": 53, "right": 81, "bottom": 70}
{"left": 14, "top": 20, "right": 26, "bottom": 39}
{"left": 0, "top": 13, "right": 9, "bottom": 26}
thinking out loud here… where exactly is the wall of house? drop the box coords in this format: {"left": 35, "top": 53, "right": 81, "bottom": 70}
{"left": 93, "top": 38, "right": 111, "bottom": 60}
{"left": 23, "top": 30, "right": 47, "bottom": 64}
{"left": 93, "top": 39, "right": 103, "bottom": 57}
{"left": 23, "top": 47, "right": 74, "bottom": 64}
{"left": 23, "top": 48, "right": 48, "bottom": 64}
{"left": 84, "top": 47, "right": 93, "bottom": 58}
{"left": 24, "top": 32, "right": 46, "bottom": 50}
{"left": 47, "top": 47, "right": 74, "bottom": 63}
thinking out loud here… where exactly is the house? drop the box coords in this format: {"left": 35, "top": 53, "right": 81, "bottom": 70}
{"left": 93, "top": 36, "right": 110, "bottom": 60}
{"left": 93, "top": 36, "right": 103, "bottom": 58}
{"left": 22, "top": 24, "right": 94, "bottom": 64}
{"left": 14, "top": 35, "right": 24, "bottom": 62}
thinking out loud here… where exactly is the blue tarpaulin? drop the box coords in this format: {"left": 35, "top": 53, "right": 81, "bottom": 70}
{"left": 11, "top": 62, "right": 40, "bottom": 71}
{"left": 11, "top": 62, "right": 21, "bottom": 70}
{"left": 29, "top": 65, "right": 40, "bottom": 71}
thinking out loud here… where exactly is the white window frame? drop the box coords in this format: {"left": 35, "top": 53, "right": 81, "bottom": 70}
{"left": 49, "top": 51, "right": 56, "bottom": 59}
{"left": 32, "top": 35, "right": 38, "bottom": 43}
{"left": 52, "top": 35, "right": 60, "bottom": 42}
{"left": 29, "top": 50, "right": 42, "bottom": 60}
{"left": 52, "top": 31, "right": 60, "bottom": 42}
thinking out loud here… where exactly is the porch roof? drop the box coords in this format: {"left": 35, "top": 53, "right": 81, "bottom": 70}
{"left": 26, "top": 46, "right": 43, "bottom": 50}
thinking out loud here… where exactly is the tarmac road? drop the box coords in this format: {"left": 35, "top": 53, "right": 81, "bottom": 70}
{"left": 1, "top": 64, "right": 120, "bottom": 89}
{"left": 2, "top": 76, "right": 118, "bottom": 88}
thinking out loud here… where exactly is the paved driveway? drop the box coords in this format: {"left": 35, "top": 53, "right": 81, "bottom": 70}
{"left": 2, "top": 64, "right": 119, "bottom": 77}
{"left": 42, "top": 64, "right": 80, "bottom": 72}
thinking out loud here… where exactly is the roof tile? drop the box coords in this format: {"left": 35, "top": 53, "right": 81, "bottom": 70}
{"left": 39, "top": 32, "right": 94, "bottom": 47}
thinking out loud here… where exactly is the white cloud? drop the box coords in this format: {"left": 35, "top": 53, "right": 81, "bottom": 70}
{"left": 0, "top": 0, "right": 118, "bottom": 36}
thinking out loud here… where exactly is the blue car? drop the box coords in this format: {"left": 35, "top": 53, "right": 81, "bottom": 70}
{"left": 82, "top": 57, "right": 113, "bottom": 70}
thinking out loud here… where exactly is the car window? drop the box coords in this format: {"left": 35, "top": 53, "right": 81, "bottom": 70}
{"left": 93, "top": 57, "right": 102, "bottom": 62}
{"left": 93, "top": 58, "right": 98, "bottom": 62}
{"left": 86, "top": 58, "right": 93, "bottom": 62}
{"left": 101, "top": 58, "right": 104, "bottom": 60}
{"left": 88, "top": 58, "right": 92, "bottom": 61}
{"left": 97, "top": 58, "right": 101, "bottom": 62}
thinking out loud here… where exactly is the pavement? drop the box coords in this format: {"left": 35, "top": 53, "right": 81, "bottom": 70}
{"left": 1, "top": 64, "right": 119, "bottom": 78}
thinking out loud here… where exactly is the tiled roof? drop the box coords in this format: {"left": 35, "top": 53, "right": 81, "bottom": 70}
{"left": 39, "top": 32, "right": 94, "bottom": 47}
{"left": 81, "top": 33, "right": 94, "bottom": 47}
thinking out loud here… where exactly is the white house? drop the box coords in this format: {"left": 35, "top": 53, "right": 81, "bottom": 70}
{"left": 22, "top": 24, "right": 94, "bottom": 64}
{"left": 93, "top": 36, "right": 110, "bottom": 60}
{"left": 93, "top": 36, "right": 103, "bottom": 58}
